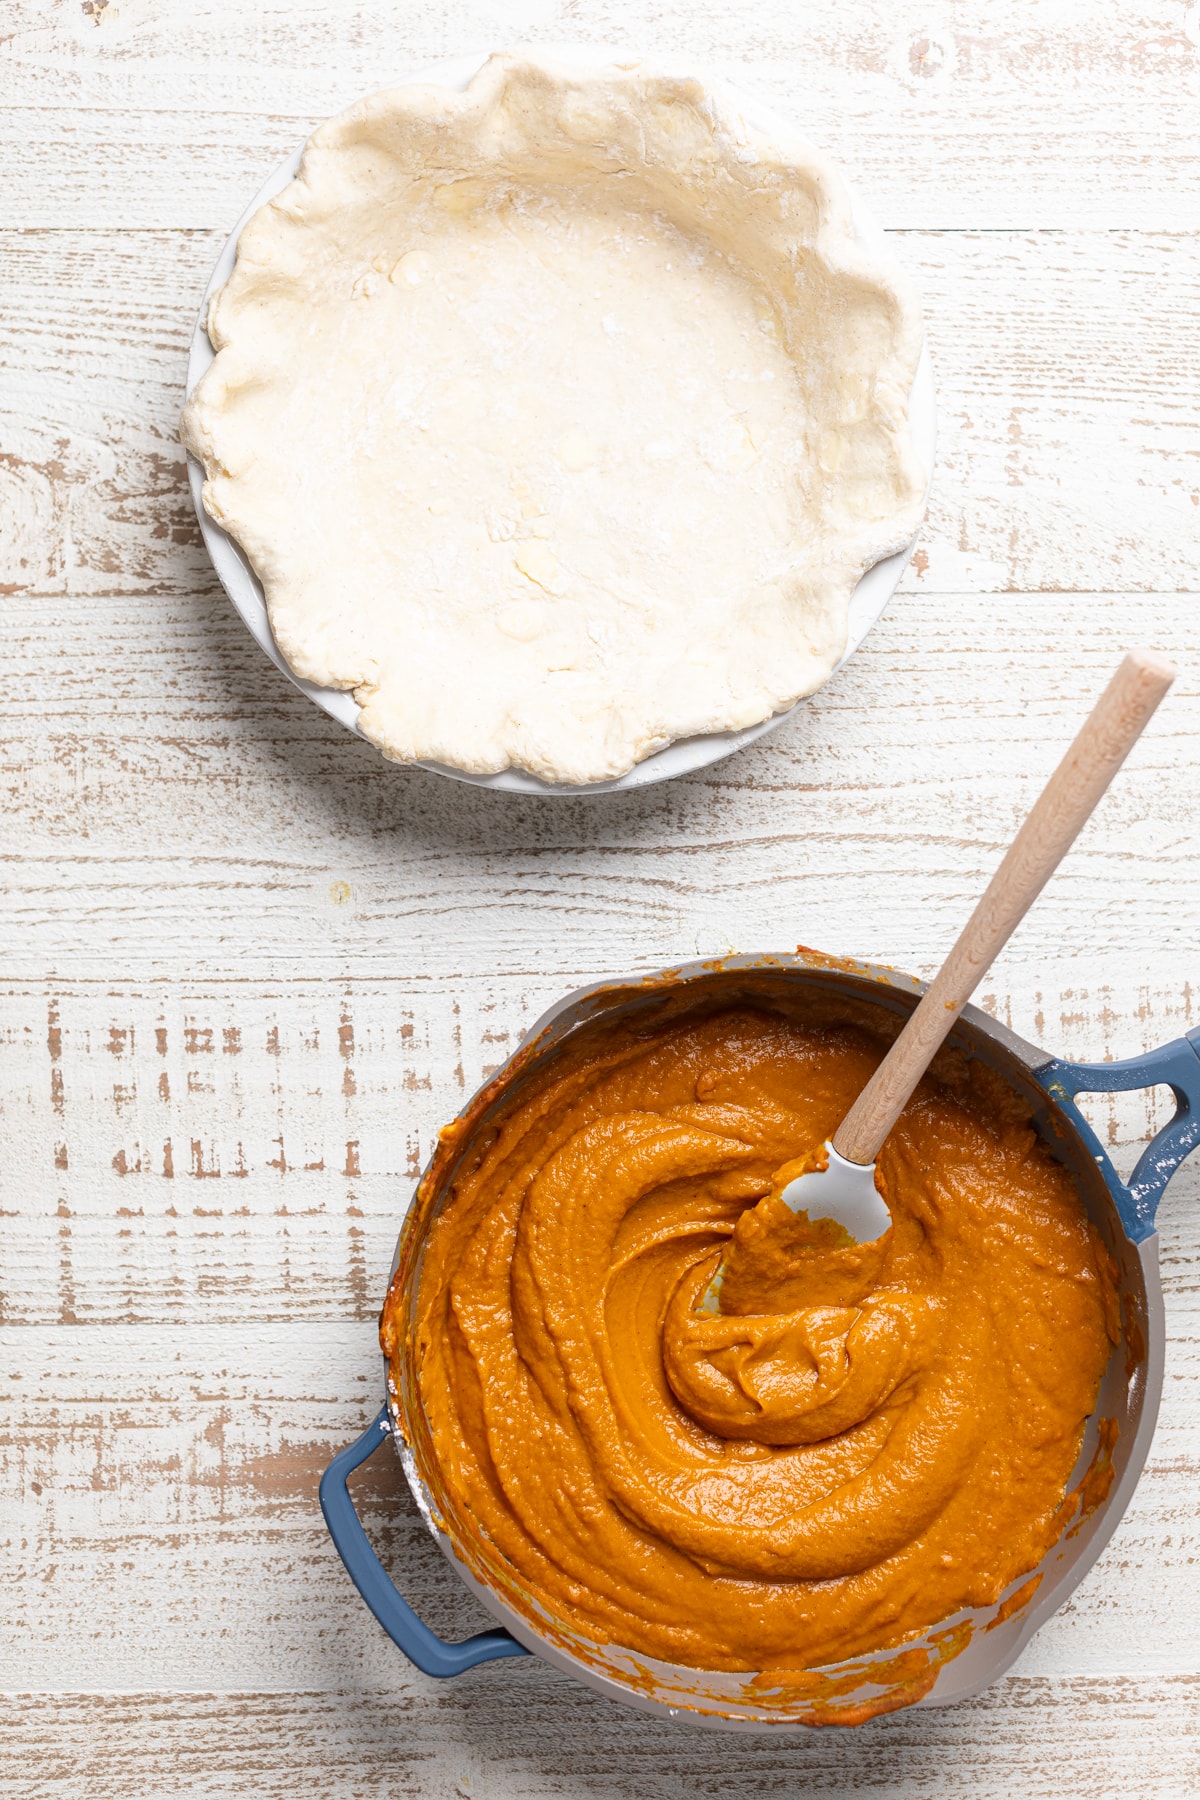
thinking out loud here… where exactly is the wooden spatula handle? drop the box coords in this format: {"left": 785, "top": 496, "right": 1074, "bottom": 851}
{"left": 832, "top": 649, "right": 1177, "bottom": 1167}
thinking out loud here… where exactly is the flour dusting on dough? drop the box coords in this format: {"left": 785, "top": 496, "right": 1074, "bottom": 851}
{"left": 181, "top": 54, "right": 926, "bottom": 785}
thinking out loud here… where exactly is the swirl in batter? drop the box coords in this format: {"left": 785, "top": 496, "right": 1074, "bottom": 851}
{"left": 388, "top": 1002, "right": 1118, "bottom": 1671}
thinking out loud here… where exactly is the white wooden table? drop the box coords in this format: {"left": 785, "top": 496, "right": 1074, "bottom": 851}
{"left": 3, "top": 2, "right": 1199, "bottom": 1792}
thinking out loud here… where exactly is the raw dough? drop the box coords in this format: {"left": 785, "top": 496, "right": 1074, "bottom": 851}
{"left": 182, "top": 54, "right": 927, "bottom": 785}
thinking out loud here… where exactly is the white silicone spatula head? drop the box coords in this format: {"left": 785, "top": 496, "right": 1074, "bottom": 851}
{"left": 778, "top": 1144, "right": 891, "bottom": 1240}
{"left": 769, "top": 649, "right": 1176, "bottom": 1249}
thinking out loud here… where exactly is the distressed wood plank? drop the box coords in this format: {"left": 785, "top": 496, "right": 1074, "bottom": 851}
{"left": 0, "top": 1321, "right": 1197, "bottom": 1693}
{"left": 0, "top": 977, "right": 497, "bottom": 1325}
{"left": 0, "top": 588, "right": 1195, "bottom": 986}
{"left": 1, "top": 1677, "right": 1198, "bottom": 1800}
{"left": 4, "top": 229, "right": 1199, "bottom": 603}
{"left": 3, "top": 1, "right": 1200, "bottom": 228}
{"left": 0, "top": 229, "right": 210, "bottom": 599}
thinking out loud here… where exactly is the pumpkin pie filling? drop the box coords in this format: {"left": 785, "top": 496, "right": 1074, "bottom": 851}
{"left": 384, "top": 1002, "right": 1118, "bottom": 1672}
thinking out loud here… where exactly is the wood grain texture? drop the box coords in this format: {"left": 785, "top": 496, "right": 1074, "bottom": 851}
{"left": 2, "top": 588, "right": 1195, "bottom": 988}
{"left": 1, "top": 1677, "right": 1198, "bottom": 1800}
{"left": 4, "top": 0, "right": 1200, "bottom": 1787}
{"left": 3, "top": 1, "right": 1200, "bottom": 229}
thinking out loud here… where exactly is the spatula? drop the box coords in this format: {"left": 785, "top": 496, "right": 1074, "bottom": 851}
{"left": 754, "top": 649, "right": 1176, "bottom": 1251}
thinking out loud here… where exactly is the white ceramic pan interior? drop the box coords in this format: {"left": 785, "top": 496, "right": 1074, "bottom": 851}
{"left": 184, "top": 46, "right": 937, "bottom": 796}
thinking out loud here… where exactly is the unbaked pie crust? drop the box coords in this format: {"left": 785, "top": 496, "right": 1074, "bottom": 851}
{"left": 182, "top": 53, "right": 927, "bottom": 785}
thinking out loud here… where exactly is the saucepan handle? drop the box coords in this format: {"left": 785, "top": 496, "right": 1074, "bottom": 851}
{"left": 319, "top": 1405, "right": 529, "bottom": 1675}
{"left": 1039, "top": 1026, "right": 1200, "bottom": 1241}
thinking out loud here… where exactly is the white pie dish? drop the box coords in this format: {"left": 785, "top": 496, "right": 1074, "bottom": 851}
{"left": 184, "top": 47, "right": 936, "bottom": 796}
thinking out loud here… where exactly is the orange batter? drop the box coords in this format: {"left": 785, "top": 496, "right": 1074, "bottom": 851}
{"left": 385, "top": 1001, "right": 1118, "bottom": 1672}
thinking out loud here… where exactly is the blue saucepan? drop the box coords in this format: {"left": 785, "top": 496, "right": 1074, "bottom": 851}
{"left": 321, "top": 952, "right": 1200, "bottom": 1728}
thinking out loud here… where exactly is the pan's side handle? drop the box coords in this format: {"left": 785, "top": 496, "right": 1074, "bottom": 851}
{"left": 319, "top": 1406, "right": 529, "bottom": 1676}
{"left": 1038, "top": 1027, "right": 1200, "bottom": 1241}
